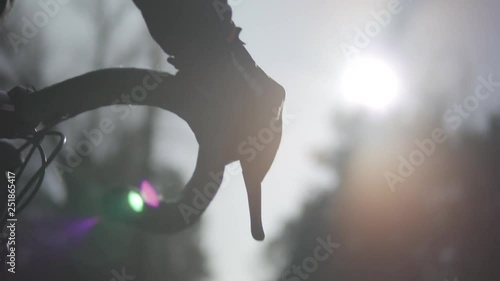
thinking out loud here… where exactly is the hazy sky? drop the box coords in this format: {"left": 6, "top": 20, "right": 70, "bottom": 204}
{"left": 201, "top": 1, "right": 500, "bottom": 280}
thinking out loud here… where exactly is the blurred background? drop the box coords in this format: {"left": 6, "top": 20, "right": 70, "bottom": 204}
{"left": 1, "top": 0, "right": 500, "bottom": 280}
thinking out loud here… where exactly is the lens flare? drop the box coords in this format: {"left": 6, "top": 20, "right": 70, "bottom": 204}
{"left": 67, "top": 216, "right": 100, "bottom": 235}
{"left": 140, "top": 180, "right": 160, "bottom": 208}
{"left": 128, "top": 191, "right": 144, "bottom": 212}
{"left": 42, "top": 216, "right": 100, "bottom": 250}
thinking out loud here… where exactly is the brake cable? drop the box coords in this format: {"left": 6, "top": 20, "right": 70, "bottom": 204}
{"left": 0, "top": 128, "right": 66, "bottom": 228}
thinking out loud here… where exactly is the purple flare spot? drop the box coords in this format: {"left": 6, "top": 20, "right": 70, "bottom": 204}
{"left": 43, "top": 216, "right": 100, "bottom": 250}
{"left": 140, "top": 180, "right": 160, "bottom": 208}
{"left": 66, "top": 216, "right": 100, "bottom": 237}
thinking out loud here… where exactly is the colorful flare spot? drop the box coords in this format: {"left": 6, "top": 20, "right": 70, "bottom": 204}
{"left": 128, "top": 191, "right": 144, "bottom": 212}
{"left": 140, "top": 180, "right": 160, "bottom": 208}
{"left": 69, "top": 216, "right": 100, "bottom": 235}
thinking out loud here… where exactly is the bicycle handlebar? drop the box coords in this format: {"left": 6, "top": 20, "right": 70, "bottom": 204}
{"left": 0, "top": 58, "right": 285, "bottom": 242}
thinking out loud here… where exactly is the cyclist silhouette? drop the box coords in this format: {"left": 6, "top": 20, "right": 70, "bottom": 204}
{"left": 1, "top": 0, "right": 285, "bottom": 241}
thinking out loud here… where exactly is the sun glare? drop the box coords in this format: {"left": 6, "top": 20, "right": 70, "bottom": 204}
{"left": 340, "top": 57, "right": 401, "bottom": 112}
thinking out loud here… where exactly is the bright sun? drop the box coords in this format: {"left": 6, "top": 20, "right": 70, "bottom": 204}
{"left": 340, "top": 57, "right": 401, "bottom": 112}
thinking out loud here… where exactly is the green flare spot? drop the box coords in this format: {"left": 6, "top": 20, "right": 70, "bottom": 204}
{"left": 128, "top": 191, "right": 144, "bottom": 213}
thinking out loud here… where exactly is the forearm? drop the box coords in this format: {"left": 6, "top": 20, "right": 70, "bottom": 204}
{"left": 23, "top": 68, "right": 173, "bottom": 125}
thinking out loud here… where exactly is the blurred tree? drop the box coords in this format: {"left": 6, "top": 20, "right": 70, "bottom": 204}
{"left": 270, "top": 104, "right": 500, "bottom": 281}
{"left": 1, "top": 1, "right": 207, "bottom": 280}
